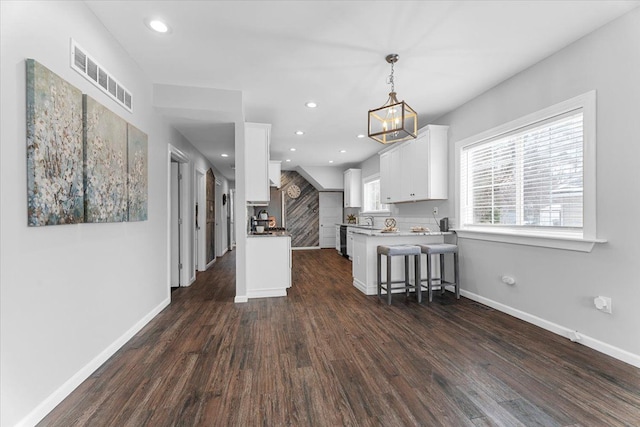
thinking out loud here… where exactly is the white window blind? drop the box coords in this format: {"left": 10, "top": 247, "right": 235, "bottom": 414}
{"left": 460, "top": 110, "right": 584, "bottom": 231}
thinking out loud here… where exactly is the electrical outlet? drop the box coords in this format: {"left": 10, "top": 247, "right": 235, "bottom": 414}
{"left": 433, "top": 207, "right": 439, "bottom": 215}
{"left": 594, "top": 296, "right": 612, "bottom": 314}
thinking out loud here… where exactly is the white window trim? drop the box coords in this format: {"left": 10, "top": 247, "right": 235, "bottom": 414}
{"left": 361, "top": 173, "right": 390, "bottom": 215}
{"left": 454, "top": 91, "right": 606, "bottom": 252}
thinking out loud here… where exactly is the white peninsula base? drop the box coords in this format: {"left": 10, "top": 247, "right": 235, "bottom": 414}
{"left": 246, "top": 234, "right": 291, "bottom": 298}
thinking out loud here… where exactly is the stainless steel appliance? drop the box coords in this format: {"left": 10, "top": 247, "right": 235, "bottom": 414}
{"left": 340, "top": 225, "right": 348, "bottom": 257}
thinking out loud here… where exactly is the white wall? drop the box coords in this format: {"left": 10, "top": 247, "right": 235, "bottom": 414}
{"left": 437, "top": 9, "right": 640, "bottom": 363}
{"left": 0, "top": 2, "right": 228, "bottom": 425}
{"left": 355, "top": 8, "right": 640, "bottom": 365}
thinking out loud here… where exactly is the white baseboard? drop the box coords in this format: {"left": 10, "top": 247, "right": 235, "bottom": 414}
{"left": 205, "top": 258, "right": 216, "bottom": 270}
{"left": 292, "top": 246, "right": 321, "bottom": 251}
{"left": 16, "top": 297, "right": 171, "bottom": 427}
{"left": 460, "top": 290, "right": 640, "bottom": 369}
{"left": 247, "top": 288, "right": 287, "bottom": 299}
{"left": 234, "top": 295, "right": 248, "bottom": 303}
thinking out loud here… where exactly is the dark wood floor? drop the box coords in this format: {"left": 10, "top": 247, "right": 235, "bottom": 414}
{"left": 40, "top": 249, "right": 640, "bottom": 426}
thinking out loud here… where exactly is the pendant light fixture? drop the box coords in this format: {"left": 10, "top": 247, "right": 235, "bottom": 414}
{"left": 368, "top": 54, "right": 418, "bottom": 144}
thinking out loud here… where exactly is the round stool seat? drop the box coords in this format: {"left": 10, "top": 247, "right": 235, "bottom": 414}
{"left": 419, "top": 243, "right": 458, "bottom": 255}
{"left": 377, "top": 244, "right": 421, "bottom": 256}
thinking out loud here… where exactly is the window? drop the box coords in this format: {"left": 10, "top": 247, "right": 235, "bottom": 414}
{"left": 456, "top": 91, "right": 601, "bottom": 251}
{"left": 362, "top": 175, "right": 388, "bottom": 213}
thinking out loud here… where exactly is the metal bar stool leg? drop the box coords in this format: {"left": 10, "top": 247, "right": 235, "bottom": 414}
{"left": 404, "top": 255, "right": 410, "bottom": 297}
{"left": 454, "top": 252, "right": 460, "bottom": 299}
{"left": 387, "top": 254, "right": 392, "bottom": 305}
{"left": 440, "top": 253, "right": 446, "bottom": 295}
{"left": 427, "top": 254, "right": 433, "bottom": 303}
{"left": 415, "top": 254, "right": 422, "bottom": 303}
{"left": 377, "top": 253, "right": 382, "bottom": 299}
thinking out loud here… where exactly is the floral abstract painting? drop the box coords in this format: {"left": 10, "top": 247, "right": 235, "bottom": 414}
{"left": 83, "top": 95, "right": 128, "bottom": 222}
{"left": 26, "top": 59, "right": 84, "bottom": 226}
{"left": 127, "top": 124, "right": 148, "bottom": 221}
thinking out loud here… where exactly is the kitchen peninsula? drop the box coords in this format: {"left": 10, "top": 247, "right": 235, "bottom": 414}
{"left": 349, "top": 228, "right": 451, "bottom": 295}
{"left": 246, "top": 232, "right": 291, "bottom": 298}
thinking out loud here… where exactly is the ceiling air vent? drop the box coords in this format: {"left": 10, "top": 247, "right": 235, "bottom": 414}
{"left": 70, "top": 39, "right": 133, "bottom": 112}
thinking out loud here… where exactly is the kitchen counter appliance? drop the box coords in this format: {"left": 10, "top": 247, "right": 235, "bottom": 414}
{"left": 340, "top": 225, "right": 348, "bottom": 258}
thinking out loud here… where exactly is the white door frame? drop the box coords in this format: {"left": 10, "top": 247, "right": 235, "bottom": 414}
{"left": 195, "top": 167, "right": 207, "bottom": 271}
{"left": 167, "top": 144, "right": 192, "bottom": 290}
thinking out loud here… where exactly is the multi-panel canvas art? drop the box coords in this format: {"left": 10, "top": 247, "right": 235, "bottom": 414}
{"left": 26, "top": 59, "right": 84, "bottom": 226}
{"left": 26, "top": 59, "right": 148, "bottom": 226}
{"left": 127, "top": 124, "right": 148, "bottom": 221}
{"left": 83, "top": 95, "right": 128, "bottom": 222}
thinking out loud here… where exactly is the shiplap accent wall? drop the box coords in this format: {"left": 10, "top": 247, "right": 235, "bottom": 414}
{"left": 281, "top": 171, "right": 319, "bottom": 247}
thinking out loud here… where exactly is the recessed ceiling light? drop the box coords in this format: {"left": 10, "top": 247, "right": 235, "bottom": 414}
{"left": 357, "top": 134, "right": 365, "bottom": 138}
{"left": 290, "top": 148, "right": 296, "bottom": 152}
{"left": 295, "top": 130, "right": 304, "bottom": 135}
{"left": 340, "top": 150, "right": 347, "bottom": 153}
{"left": 329, "top": 160, "right": 334, "bottom": 163}
{"left": 221, "top": 153, "right": 229, "bottom": 157}
{"left": 147, "top": 19, "right": 170, "bottom": 33}
{"left": 286, "top": 159, "right": 291, "bottom": 162}
{"left": 305, "top": 101, "right": 317, "bottom": 108}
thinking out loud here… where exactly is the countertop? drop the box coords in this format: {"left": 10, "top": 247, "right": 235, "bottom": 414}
{"left": 349, "top": 228, "right": 452, "bottom": 237}
{"left": 335, "top": 223, "right": 376, "bottom": 229}
{"left": 248, "top": 231, "right": 291, "bottom": 238}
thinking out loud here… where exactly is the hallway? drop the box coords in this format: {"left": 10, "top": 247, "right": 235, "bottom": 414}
{"left": 40, "top": 250, "right": 640, "bottom": 426}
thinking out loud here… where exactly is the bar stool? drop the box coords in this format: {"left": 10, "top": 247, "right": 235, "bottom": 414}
{"left": 419, "top": 243, "right": 460, "bottom": 303}
{"left": 377, "top": 245, "right": 422, "bottom": 305}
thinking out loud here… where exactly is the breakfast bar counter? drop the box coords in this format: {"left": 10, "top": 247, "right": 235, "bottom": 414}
{"left": 349, "top": 229, "right": 452, "bottom": 295}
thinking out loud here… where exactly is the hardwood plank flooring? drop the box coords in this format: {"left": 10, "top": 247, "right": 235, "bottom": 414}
{"left": 39, "top": 249, "right": 640, "bottom": 426}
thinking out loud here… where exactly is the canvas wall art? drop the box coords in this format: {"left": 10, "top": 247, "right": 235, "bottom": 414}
{"left": 127, "top": 123, "right": 148, "bottom": 221}
{"left": 83, "top": 95, "right": 128, "bottom": 222}
{"left": 26, "top": 59, "right": 84, "bottom": 226}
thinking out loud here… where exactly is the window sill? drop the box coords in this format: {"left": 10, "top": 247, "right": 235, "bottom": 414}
{"left": 453, "top": 228, "right": 606, "bottom": 252}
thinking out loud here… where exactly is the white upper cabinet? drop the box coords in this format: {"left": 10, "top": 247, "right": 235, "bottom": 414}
{"left": 379, "top": 124, "right": 448, "bottom": 203}
{"left": 269, "top": 160, "right": 281, "bottom": 188}
{"left": 245, "top": 122, "right": 271, "bottom": 204}
{"left": 343, "top": 168, "right": 362, "bottom": 208}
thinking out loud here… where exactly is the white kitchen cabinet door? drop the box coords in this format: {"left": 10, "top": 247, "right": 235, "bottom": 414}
{"left": 335, "top": 225, "right": 341, "bottom": 252}
{"left": 400, "top": 139, "right": 417, "bottom": 201}
{"left": 269, "top": 160, "right": 281, "bottom": 188}
{"left": 380, "top": 151, "right": 401, "bottom": 204}
{"left": 343, "top": 168, "right": 362, "bottom": 208}
{"left": 379, "top": 152, "right": 392, "bottom": 204}
{"left": 245, "top": 123, "right": 271, "bottom": 204}
{"left": 346, "top": 228, "right": 355, "bottom": 259}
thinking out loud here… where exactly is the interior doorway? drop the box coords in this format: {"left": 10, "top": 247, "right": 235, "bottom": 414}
{"left": 168, "top": 145, "right": 191, "bottom": 290}
{"left": 319, "top": 192, "right": 343, "bottom": 248}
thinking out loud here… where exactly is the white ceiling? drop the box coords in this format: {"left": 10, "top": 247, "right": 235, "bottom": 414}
{"left": 86, "top": 0, "right": 639, "bottom": 181}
